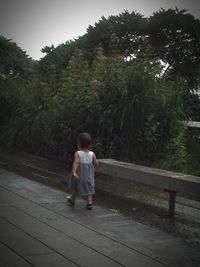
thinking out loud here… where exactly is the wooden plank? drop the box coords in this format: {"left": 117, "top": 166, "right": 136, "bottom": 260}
{"left": 0, "top": 217, "right": 53, "bottom": 256}
{"left": 0, "top": 242, "right": 32, "bottom": 267}
{"left": 25, "top": 253, "right": 77, "bottom": 267}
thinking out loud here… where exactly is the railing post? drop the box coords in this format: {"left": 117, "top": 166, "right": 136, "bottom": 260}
{"left": 168, "top": 190, "right": 176, "bottom": 218}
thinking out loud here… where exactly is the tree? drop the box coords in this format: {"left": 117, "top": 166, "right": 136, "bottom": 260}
{"left": 0, "top": 36, "right": 36, "bottom": 128}
{"left": 148, "top": 8, "right": 200, "bottom": 89}
{"left": 0, "top": 36, "right": 35, "bottom": 79}
{"left": 39, "top": 9, "right": 200, "bottom": 92}
{"left": 38, "top": 10, "right": 147, "bottom": 76}
{"left": 77, "top": 10, "right": 147, "bottom": 59}
{"left": 39, "top": 41, "right": 77, "bottom": 79}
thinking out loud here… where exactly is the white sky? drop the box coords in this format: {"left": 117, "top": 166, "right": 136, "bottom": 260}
{"left": 0, "top": 0, "right": 199, "bottom": 60}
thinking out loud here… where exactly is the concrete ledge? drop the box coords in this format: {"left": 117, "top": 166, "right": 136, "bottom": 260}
{"left": 97, "top": 159, "right": 200, "bottom": 217}
{"left": 97, "top": 159, "right": 200, "bottom": 197}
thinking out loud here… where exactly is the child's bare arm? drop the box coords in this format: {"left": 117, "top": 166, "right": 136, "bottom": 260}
{"left": 72, "top": 152, "right": 80, "bottom": 179}
{"left": 92, "top": 153, "right": 99, "bottom": 169}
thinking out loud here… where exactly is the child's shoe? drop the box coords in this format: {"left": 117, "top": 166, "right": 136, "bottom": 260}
{"left": 86, "top": 203, "right": 93, "bottom": 210}
{"left": 67, "top": 196, "right": 75, "bottom": 206}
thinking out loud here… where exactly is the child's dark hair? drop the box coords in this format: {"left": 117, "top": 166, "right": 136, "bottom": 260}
{"left": 77, "top": 132, "right": 92, "bottom": 149}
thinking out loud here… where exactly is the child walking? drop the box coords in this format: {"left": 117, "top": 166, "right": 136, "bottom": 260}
{"left": 67, "top": 132, "right": 99, "bottom": 210}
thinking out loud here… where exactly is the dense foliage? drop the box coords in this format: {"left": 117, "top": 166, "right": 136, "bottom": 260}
{"left": 0, "top": 8, "right": 200, "bottom": 174}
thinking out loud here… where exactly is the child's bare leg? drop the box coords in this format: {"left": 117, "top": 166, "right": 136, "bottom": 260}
{"left": 86, "top": 195, "right": 92, "bottom": 205}
{"left": 71, "top": 190, "right": 77, "bottom": 202}
{"left": 67, "top": 190, "right": 77, "bottom": 205}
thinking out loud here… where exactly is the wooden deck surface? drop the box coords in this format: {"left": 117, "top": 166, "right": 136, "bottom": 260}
{"left": 0, "top": 168, "right": 199, "bottom": 267}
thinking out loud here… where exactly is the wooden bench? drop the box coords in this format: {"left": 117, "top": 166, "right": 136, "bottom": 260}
{"left": 97, "top": 159, "right": 200, "bottom": 218}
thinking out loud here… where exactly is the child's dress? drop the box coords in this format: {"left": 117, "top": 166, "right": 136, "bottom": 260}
{"left": 70, "top": 150, "right": 95, "bottom": 196}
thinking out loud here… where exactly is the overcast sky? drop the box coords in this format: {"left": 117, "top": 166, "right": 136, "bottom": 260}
{"left": 0, "top": 0, "right": 199, "bottom": 60}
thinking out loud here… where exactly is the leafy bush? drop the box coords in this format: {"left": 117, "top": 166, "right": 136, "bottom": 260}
{"left": 93, "top": 56, "right": 186, "bottom": 162}
{"left": 0, "top": 49, "right": 188, "bottom": 171}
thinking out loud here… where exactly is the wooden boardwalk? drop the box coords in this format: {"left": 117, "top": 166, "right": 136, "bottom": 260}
{"left": 0, "top": 168, "right": 199, "bottom": 267}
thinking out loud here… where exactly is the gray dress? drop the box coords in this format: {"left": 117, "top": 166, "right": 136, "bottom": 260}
{"left": 70, "top": 150, "right": 95, "bottom": 196}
